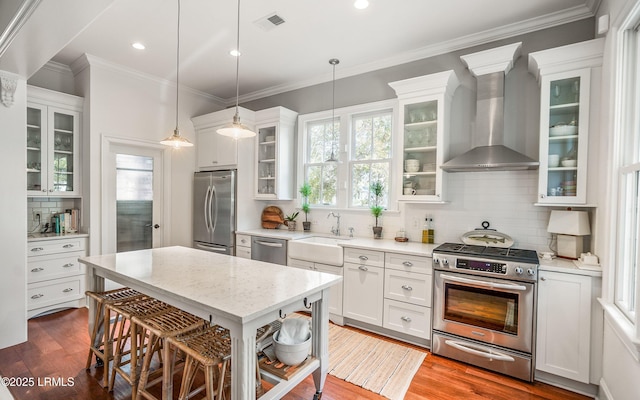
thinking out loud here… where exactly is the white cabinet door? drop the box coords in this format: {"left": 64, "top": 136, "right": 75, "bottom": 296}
{"left": 196, "top": 127, "right": 238, "bottom": 170}
{"left": 343, "top": 262, "right": 384, "bottom": 325}
{"left": 536, "top": 270, "right": 592, "bottom": 383}
{"left": 315, "top": 263, "right": 343, "bottom": 317}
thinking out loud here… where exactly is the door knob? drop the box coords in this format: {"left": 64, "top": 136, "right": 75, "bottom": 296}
{"left": 145, "top": 224, "right": 161, "bottom": 229}
{"left": 154, "top": 224, "right": 160, "bottom": 229}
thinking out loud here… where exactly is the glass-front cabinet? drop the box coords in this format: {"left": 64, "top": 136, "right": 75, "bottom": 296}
{"left": 254, "top": 106, "right": 297, "bottom": 200}
{"left": 389, "top": 70, "right": 459, "bottom": 202}
{"left": 26, "top": 86, "right": 82, "bottom": 197}
{"left": 529, "top": 39, "right": 604, "bottom": 205}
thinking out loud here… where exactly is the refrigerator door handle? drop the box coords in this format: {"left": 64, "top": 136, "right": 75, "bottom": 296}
{"left": 211, "top": 185, "right": 218, "bottom": 232}
{"left": 203, "top": 186, "right": 212, "bottom": 233}
{"left": 195, "top": 243, "right": 227, "bottom": 252}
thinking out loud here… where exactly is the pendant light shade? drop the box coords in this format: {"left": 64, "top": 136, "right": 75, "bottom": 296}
{"left": 161, "top": 0, "right": 193, "bottom": 148}
{"left": 217, "top": 0, "right": 256, "bottom": 139}
{"left": 325, "top": 58, "right": 340, "bottom": 163}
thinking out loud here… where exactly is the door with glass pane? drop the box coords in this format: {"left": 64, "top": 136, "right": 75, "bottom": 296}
{"left": 104, "top": 142, "right": 164, "bottom": 254}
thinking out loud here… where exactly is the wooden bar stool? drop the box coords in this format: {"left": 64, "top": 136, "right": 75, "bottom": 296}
{"left": 107, "top": 297, "right": 175, "bottom": 399}
{"left": 134, "top": 308, "right": 207, "bottom": 400}
{"left": 85, "top": 287, "right": 147, "bottom": 387}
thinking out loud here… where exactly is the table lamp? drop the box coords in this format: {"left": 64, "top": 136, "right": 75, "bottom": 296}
{"left": 547, "top": 210, "right": 591, "bottom": 259}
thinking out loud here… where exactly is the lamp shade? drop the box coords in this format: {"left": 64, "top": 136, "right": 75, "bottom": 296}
{"left": 547, "top": 210, "right": 591, "bottom": 235}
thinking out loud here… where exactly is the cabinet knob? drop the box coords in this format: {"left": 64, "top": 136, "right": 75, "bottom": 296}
{"left": 358, "top": 255, "right": 368, "bottom": 261}
{"left": 49, "top": 189, "right": 53, "bottom": 192}
{"left": 63, "top": 244, "right": 74, "bottom": 248}
{"left": 31, "top": 267, "right": 44, "bottom": 272}
{"left": 402, "top": 261, "right": 413, "bottom": 267}
{"left": 400, "top": 316, "right": 412, "bottom": 323}
{"left": 31, "top": 247, "right": 44, "bottom": 252}
{"left": 31, "top": 294, "right": 44, "bottom": 299}
{"left": 63, "top": 263, "right": 74, "bottom": 268}
{"left": 358, "top": 265, "right": 368, "bottom": 272}
{"left": 62, "top": 288, "right": 74, "bottom": 293}
{"left": 540, "top": 194, "right": 546, "bottom": 198}
{"left": 401, "top": 285, "right": 413, "bottom": 291}
{"left": 540, "top": 277, "right": 547, "bottom": 281}
{"left": 41, "top": 189, "right": 46, "bottom": 193}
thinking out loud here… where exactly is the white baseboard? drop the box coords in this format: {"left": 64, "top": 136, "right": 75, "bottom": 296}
{"left": 598, "top": 377, "right": 613, "bottom": 400}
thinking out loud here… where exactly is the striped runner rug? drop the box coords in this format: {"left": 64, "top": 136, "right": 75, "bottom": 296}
{"left": 290, "top": 314, "right": 426, "bottom": 400}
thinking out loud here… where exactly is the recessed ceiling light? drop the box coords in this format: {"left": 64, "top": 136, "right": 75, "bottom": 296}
{"left": 354, "top": 0, "right": 369, "bottom": 9}
{"left": 230, "top": 49, "right": 241, "bottom": 57}
{"left": 132, "top": 42, "right": 146, "bottom": 50}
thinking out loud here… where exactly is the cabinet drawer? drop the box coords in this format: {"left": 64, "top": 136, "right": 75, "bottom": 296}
{"left": 383, "top": 298, "right": 431, "bottom": 338}
{"left": 385, "top": 252, "right": 432, "bottom": 274}
{"left": 28, "top": 238, "right": 86, "bottom": 257}
{"left": 343, "top": 248, "right": 384, "bottom": 267}
{"left": 384, "top": 269, "right": 432, "bottom": 307}
{"left": 288, "top": 258, "right": 314, "bottom": 269}
{"left": 27, "top": 251, "right": 85, "bottom": 283}
{"left": 27, "top": 276, "right": 84, "bottom": 310}
{"left": 236, "top": 234, "right": 251, "bottom": 248}
{"left": 236, "top": 246, "right": 251, "bottom": 259}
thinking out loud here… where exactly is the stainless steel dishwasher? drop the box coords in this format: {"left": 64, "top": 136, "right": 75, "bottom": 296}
{"left": 251, "top": 236, "right": 287, "bottom": 265}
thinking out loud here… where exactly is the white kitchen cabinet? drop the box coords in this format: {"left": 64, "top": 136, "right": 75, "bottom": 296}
{"left": 383, "top": 298, "right": 431, "bottom": 338}
{"left": 192, "top": 107, "right": 255, "bottom": 170}
{"left": 389, "top": 70, "right": 459, "bottom": 202}
{"left": 343, "top": 248, "right": 385, "bottom": 326}
{"left": 27, "top": 86, "right": 83, "bottom": 197}
{"left": 235, "top": 233, "right": 251, "bottom": 259}
{"left": 529, "top": 39, "right": 604, "bottom": 205}
{"left": 254, "top": 107, "right": 297, "bottom": 200}
{"left": 27, "top": 235, "right": 88, "bottom": 319}
{"left": 536, "top": 270, "right": 595, "bottom": 383}
{"left": 288, "top": 258, "right": 343, "bottom": 321}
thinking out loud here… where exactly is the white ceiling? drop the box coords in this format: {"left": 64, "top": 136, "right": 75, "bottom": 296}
{"left": 48, "top": 0, "right": 597, "bottom": 103}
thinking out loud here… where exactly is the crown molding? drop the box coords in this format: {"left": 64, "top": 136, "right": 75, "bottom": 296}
{"left": 235, "top": 4, "right": 595, "bottom": 104}
{"left": 42, "top": 60, "right": 73, "bottom": 75}
{"left": 0, "top": 0, "right": 42, "bottom": 59}
{"left": 70, "top": 53, "right": 226, "bottom": 106}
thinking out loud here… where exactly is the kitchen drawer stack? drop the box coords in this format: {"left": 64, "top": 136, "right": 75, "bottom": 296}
{"left": 236, "top": 234, "right": 251, "bottom": 259}
{"left": 27, "top": 236, "right": 87, "bottom": 319}
{"left": 343, "top": 247, "right": 432, "bottom": 342}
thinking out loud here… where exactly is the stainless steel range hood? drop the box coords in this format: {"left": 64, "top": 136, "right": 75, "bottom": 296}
{"left": 441, "top": 42, "right": 539, "bottom": 172}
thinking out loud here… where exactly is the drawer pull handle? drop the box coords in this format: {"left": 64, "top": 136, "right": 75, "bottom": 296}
{"left": 401, "top": 316, "right": 412, "bottom": 323}
{"left": 31, "top": 294, "right": 44, "bottom": 299}
{"left": 63, "top": 244, "right": 74, "bottom": 248}
{"left": 358, "top": 265, "right": 368, "bottom": 272}
{"left": 358, "top": 255, "right": 368, "bottom": 261}
{"left": 31, "top": 247, "right": 44, "bottom": 252}
{"left": 31, "top": 267, "right": 44, "bottom": 272}
{"left": 402, "top": 261, "right": 413, "bottom": 267}
{"left": 62, "top": 288, "right": 74, "bottom": 293}
{"left": 63, "top": 263, "right": 74, "bottom": 268}
{"left": 401, "top": 285, "right": 413, "bottom": 291}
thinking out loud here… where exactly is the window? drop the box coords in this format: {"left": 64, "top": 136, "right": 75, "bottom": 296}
{"left": 614, "top": 20, "right": 640, "bottom": 324}
{"left": 300, "top": 100, "right": 395, "bottom": 209}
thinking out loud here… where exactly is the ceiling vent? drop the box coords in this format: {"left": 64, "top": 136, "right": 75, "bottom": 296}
{"left": 254, "top": 13, "right": 286, "bottom": 31}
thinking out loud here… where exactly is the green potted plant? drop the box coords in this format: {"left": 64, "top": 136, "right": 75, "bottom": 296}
{"left": 284, "top": 211, "right": 299, "bottom": 231}
{"left": 299, "top": 183, "right": 312, "bottom": 231}
{"left": 370, "top": 181, "right": 384, "bottom": 239}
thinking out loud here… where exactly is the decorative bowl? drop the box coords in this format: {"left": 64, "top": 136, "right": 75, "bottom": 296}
{"left": 549, "top": 125, "right": 577, "bottom": 136}
{"left": 561, "top": 159, "right": 577, "bottom": 167}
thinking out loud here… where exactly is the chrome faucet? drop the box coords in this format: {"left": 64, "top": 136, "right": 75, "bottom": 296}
{"left": 327, "top": 212, "right": 341, "bottom": 236}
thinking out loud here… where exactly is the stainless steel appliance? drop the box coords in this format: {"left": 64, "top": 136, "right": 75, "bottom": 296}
{"left": 193, "top": 170, "right": 236, "bottom": 255}
{"left": 431, "top": 243, "right": 539, "bottom": 381}
{"left": 251, "top": 236, "right": 287, "bottom": 265}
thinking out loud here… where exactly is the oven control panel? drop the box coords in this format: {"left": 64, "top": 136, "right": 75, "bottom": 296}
{"left": 456, "top": 258, "right": 507, "bottom": 274}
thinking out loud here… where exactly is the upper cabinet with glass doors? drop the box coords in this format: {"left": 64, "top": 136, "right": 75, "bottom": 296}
{"left": 529, "top": 39, "right": 604, "bottom": 205}
{"left": 389, "top": 70, "right": 459, "bottom": 202}
{"left": 254, "top": 107, "right": 298, "bottom": 200}
{"left": 27, "top": 86, "right": 83, "bottom": 197}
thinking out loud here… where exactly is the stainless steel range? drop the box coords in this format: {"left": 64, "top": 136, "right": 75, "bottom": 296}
{"left": 431, "top": 243, "right": 539, "bottom": 382}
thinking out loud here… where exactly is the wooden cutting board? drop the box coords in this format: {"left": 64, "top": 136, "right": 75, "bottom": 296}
{"left": 261, "top": 206, "right": 284, "bottom": 229}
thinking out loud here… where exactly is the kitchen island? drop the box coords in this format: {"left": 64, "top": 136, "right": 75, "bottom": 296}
{"left": 79, "top": 246, "right": 342, "bottom": 400}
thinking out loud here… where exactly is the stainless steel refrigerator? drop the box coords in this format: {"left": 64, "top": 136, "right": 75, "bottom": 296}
{"left": 193, "top": 170, "right": 236, "bottom": 255}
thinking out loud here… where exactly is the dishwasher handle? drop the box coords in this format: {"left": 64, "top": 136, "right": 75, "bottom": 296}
{"left": 254, "top": 240, "right": 284, "bottom": 248}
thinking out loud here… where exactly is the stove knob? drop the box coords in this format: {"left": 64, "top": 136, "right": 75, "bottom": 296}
{"left": 433, "top": 257, "right": 440, "bottom": 265}
{"left": 442, "top": 259, "right": 449, "bottom": 266}
{"left": 514, "top": 267, "right": 524, "bottom": 275}
{"left": 527, "top": 268, "right": 536, "bottom": 276}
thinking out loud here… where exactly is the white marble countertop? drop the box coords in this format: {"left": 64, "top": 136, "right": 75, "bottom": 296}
{"left": 79, "top": 245, "right": 342, "bottom": 323}
{"left": 236, "top": 228, "right": 312, "bottom": 240}
{"left": 539, "top": 257, "right": 602, "bottom": 277}
{"left": 339, "top": 238, "right": 437, "bottom": 257}
{"left": 28, "top": 232, "right": 89, "bottom": 242}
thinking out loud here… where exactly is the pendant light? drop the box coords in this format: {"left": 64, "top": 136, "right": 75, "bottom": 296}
{"left": 161, "top": 0, "right": 193, "bottom": 148}
{"left": 325, "top": 58, "right": 340, "bottom": 163}
{"left": 217, "top": 0, "right": 256, "bottom": 139}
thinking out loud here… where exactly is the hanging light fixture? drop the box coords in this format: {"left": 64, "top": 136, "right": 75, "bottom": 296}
{"left": 217, "top": 0, "right": 256, "bottom": 139}
{"left": 161, "top": 0, "right": 193, "bottom": 148}
{"left": 325, "top": 58, "right": 340, "bottom": 163}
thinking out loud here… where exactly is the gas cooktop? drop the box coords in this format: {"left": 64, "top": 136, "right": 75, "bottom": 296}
{"left": 433, "top": 242, "right": 539, "bottom": 264}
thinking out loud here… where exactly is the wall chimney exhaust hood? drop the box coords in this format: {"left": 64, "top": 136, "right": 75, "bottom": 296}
{"left": 441, "top": 42, "right": 539, "bottom": 172}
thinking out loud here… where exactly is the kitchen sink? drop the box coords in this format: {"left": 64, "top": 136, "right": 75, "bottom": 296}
{"left": 288, "top": 236, "right": 350, "bottom": 266}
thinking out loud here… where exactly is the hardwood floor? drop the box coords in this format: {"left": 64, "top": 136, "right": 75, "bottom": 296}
{"left": 0, "top": 308, "right": 590, "bottom": 400}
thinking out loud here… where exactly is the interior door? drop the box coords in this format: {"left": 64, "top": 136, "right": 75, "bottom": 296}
{"left": 104, "top": 141, "right": 165, "bottom": 254}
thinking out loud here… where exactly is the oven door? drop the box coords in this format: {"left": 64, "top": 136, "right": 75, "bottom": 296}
{"left": 433, "top": 270, "right": 535, "bottom": 353}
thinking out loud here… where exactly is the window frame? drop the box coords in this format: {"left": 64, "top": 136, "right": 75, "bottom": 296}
{"left": 297, "top": 99, "right": 398, "bottom": 211}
